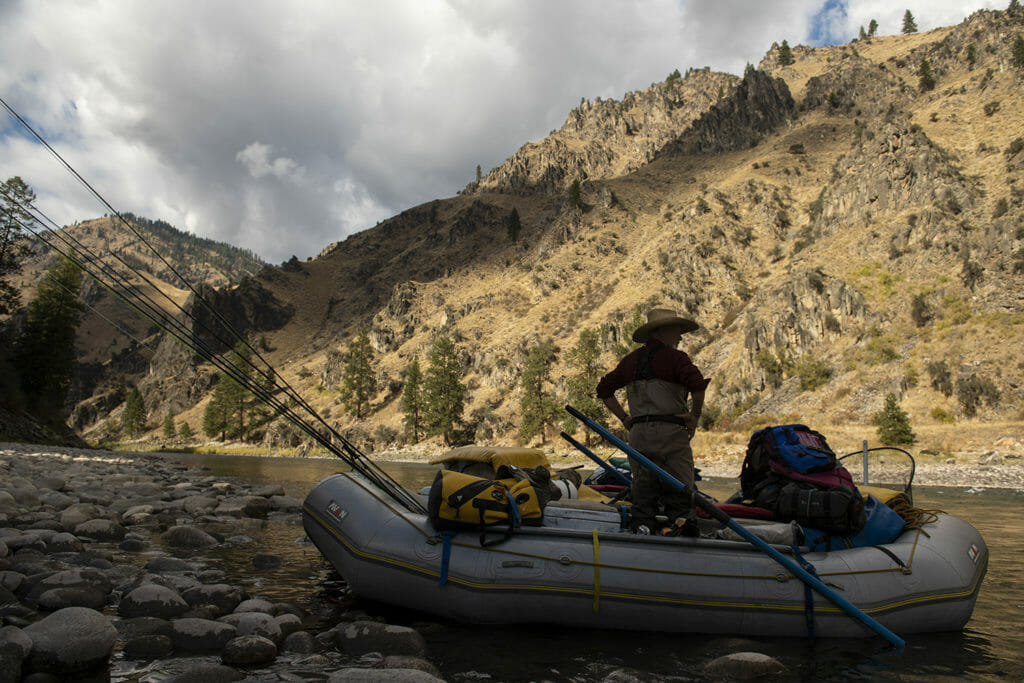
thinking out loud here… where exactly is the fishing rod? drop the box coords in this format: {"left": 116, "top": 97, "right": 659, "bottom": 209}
{"left": 2, "top": 96, "right": 425, "bottom": 513}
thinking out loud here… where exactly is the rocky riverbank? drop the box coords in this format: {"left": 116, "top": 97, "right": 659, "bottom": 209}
{"left": 0, "top": 443, "right": 445, "bottom": 682}
{"left": 2, "top": 439, "right": 1021, "bottom": 681}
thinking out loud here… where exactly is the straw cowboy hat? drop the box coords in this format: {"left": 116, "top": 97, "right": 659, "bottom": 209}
{"left": 632, "top": 308, "right": 699, "bottom": 343}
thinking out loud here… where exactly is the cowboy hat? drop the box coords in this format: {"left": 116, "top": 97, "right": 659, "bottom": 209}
{"left": 632, "top": 308, "right": 699, "bottom": 343}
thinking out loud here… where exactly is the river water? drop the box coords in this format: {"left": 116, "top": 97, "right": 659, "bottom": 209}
{"left": 150, "top": 454, "right": 1024, "bottom": 681}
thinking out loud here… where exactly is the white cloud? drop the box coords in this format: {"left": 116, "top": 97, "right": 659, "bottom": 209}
{"left": 236, "top": 143, "right": 306, "bottom": 183}
{"left": 0, "top": 0, "right": 1006, "bottom": 263}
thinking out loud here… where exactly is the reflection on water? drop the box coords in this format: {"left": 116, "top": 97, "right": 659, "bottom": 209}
{"left": 157, "top": 453, "right": 1024, "bottom": 681}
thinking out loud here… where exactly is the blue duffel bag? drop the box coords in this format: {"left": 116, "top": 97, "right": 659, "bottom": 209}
{"left": 802, "top": 494, "right": 907, "bottom": 552}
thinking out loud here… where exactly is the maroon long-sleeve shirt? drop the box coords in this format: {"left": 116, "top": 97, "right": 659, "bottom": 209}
{"left": 595, "top": 340, "right": 709, "bottom": 399}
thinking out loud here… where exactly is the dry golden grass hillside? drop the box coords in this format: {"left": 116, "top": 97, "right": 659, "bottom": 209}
{"left": 20, "top": 9, "right": 1024, "bottom": 457}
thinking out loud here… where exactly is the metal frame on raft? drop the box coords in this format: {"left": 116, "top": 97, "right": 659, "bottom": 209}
{"left": 564, "top": 404, "right": 906, "bottom": 650}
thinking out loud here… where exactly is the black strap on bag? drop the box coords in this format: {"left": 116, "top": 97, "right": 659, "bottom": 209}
{"left": 474, "top": 489, "right": 523, "bottom": 547}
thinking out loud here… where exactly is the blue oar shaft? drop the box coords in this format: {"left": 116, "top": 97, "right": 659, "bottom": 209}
{"left": 564, "top": 404, "right": 905, "bottom": 650}
{"left": 559, "top": 431, "right": 632, "bottom": 486}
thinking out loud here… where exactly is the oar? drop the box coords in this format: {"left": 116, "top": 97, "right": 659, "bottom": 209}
{"left": 564, "top": 404, "right": 905, "bottom": 650}
{"left": 560, "top": 431, "right": 632, "bottom": 486}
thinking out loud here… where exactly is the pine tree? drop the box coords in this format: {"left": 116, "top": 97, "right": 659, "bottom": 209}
{"left": 178, "top": 421, "right": 193, "bottom": 440}
{"left": 14, "top": 254, "right": 84, "bottom": 417}
{"left": 918, "top": 59, "right": 935, "bottom": 92}
{"left": 0, "top": 176, "right": 36, "bottom": 314}
{"left": 859, "top": 26, "right": 868, "bottom": 41}
{"left": 1012, "top": 35, "right": 1024, "bottom": 70}
{"left": 506, "top": 207, "right": 522, "bottom": 243}
{"left": 868, "top": 19, "right": 879, "bottom": 37}
{"left": 518, "top": 340, "right": 559, "bottom": 444}
{"left": 568, "top": 179, "right": 583, "bottom": 210}
{"left": 203, "top": 376, "right": 233, "bottom": 440}
{"left": 203, "top": 342, "right": 255, "bottom": 441}
{"left": 422, "top": 336, "right": 467, "bottom": 445}
{"left": 562, "top": 328, "right": 607, "bottom": 444}
{"left": 122, "top": 386, "right": 147, "bottom": 437}
{"left": 873, "top": 393, "right": 916, "bottom": 444}
{"left": 162, "top": 412, "right": 176, "bottom": 440}
{"left": 401, "top": 357, "right": 424, "bottom": 443}
{"left": 340, "top": 329, "right": 376, "bottom": 418}
{"left": 902, "top": 10, "right": 918, "bottom": 34}
{"left": 777, "top": 40, "right": 794, "bottom": 66}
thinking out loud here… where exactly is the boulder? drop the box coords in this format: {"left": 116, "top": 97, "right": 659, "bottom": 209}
{"left": 182, "top": 496, "right": 219, "bottom": 516}
{"left": 331, "top": 621, "right": 428, "bottom": 657}
{"left": 181, "top": 584, "right": 246, "bottom": 614}
{"left": 118, "top": 584, "right": 190, "bottom": 619}
{"left": 161, "top": 525, "right": 219, "bottom": 548}
{"left": 270, "top": 495, "right": 302, "bottom": 512}
{"left": 327, "top": 669, "right": 444, "bottom": 682}
{"left": 0, "top": 625, "right": 33, "bottom": 658}
{"left": 252, "top": 552, "right": 287, "bottom": 569}
{"left": 23, "top": 606, "right": 116, "bottom": 675}
{"left": 384, "top": 655, "right": 443, "bottom": 677}
{"left": 234, "top": 597, "right": 274, "bottom": 614}
{"left": 145, "top": 557, "right": 196, "bottom": 573}
{"left": 702, "top": 652, "right": 788, "bottom": 679}
{"left": 169, "top": 617, "right": 237, "bottom": 653}
{"left": 160, "top": 660, "right": 244, "bottom": 683}
{"left": 214, "top": 495, "right": 273, "bottom": 519}
{"left": 251, "top": 484, "right": 286, "bottom": 497}
{"left": 123, "top": 634, "right": 174, "bottom": 660}
{"left": 0, "top": 640, "right": 23, "bottom": 683}
{"left": 221, "top": 634, "right": 278, "bottom": 665}
{"left": 220, "top": 611, "right": 282, "bottom": 643}
{"left": 113, "top": 616, "right": 173, "bottom": 641}
{"left": 282, "top": 630, "right": 320, "bottom": 654}
{"left": 978, "top": 451, "right": 1002, "bottom": 466}
{"left": 274, "top": 613, "right": 303, "bottom": 638}
{"left": 35, "top": 586, "right": 109, "bottom": 611}
{"left": 24, "top": 568, "right": 112, "bottom": 606}
{"left": 73, "top": 519, "right": 127, "bottom": 542}
{"left": 59, "top": 503, "right": 105, "bottom": 529}
{"left": 44, "top": 532, "right": 84, "bottom": 554}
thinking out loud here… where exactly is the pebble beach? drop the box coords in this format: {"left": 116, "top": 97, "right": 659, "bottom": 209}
{"left": 1, "top": 439, "right": 1022, "bottom": 681}
{"left": 0, "top": 443, "right": 445, "bottom": 682}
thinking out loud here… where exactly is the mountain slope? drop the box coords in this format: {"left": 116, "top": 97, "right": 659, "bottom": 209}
{"left": 34, "top": 8, "right": 1024, "bottom": 448}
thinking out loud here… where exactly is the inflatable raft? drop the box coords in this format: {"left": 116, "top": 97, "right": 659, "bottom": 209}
{"left": 302, "top": 468, "right": 987, "bottom": 639}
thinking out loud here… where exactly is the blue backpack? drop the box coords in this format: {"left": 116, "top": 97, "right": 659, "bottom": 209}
{"left": 740, "top": 424, "right": 838, "bottom": 498}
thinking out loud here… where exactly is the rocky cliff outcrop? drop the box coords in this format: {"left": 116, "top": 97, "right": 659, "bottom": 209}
{"left": 472, "top": 68, "right": 739, "bottom": 195}
{"left": 815, "top": 122, "right": 976, "bottom": 233}
{"left": 661, "top": 67, "right": 797, "bottom": 157}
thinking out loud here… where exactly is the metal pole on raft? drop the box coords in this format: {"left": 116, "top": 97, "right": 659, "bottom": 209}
{"left": 559, "top": 431, "right": 632, "bottom": 486}
{"left": 863, "top": 440, "right": 870, "bottom": 486}
{"left": 564, "top": 404, "right": 906, "bottom": 650}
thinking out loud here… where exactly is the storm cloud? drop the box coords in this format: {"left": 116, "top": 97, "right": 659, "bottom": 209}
{"left": 0, "top": 0, "right": 1001, "bottom": 263}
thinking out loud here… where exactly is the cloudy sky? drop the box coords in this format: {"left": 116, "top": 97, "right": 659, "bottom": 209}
{"left": 0, "top": 0, "right": 1004, "bottom": 264}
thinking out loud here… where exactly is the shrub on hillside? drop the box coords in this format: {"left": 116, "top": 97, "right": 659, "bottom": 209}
{"left": 926, "top": 360, "right": 954, "bottom": 396}
{"left": 956, "top": 375, "right": 1000, "bottom": 417}
{"left": 795, "top": 355, "right": 833, "bottom": 391}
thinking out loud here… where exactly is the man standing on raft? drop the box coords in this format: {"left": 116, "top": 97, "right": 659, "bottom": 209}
{"left": 596, "top": 308, "right": 710, "bottom": 536}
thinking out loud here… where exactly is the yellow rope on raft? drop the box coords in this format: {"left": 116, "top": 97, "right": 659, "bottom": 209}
{"left": 888, "top": 495, "right": 942, "bottom": 536}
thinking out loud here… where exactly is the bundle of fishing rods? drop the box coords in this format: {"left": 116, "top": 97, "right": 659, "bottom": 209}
{"left": 1, "top": 96, "right": 425, "bottom": 515}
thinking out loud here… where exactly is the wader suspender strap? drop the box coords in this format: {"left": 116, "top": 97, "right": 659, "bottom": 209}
{"left": 791, "top": 545, "right": 818, "bottom": 641}
{"left": 634, "top": 345, "right": 658, "bottom": 381}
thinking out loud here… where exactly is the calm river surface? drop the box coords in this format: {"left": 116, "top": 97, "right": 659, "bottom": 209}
{"left": 159, "top": 453, "right": 1024, "bottom": 681}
